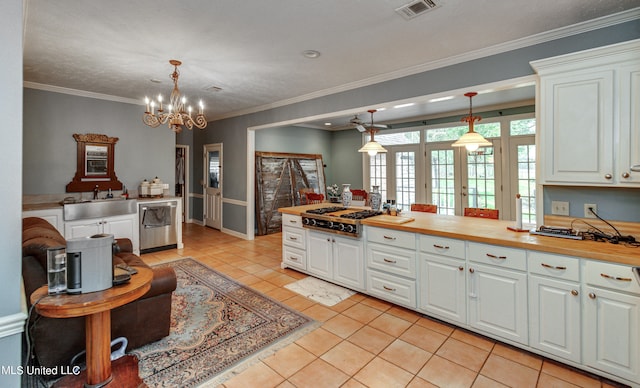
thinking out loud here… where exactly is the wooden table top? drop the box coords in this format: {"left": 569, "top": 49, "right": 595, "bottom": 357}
{"left": 31, "top": 267, "right": 153, "bottom": 318}
{"left": 279, "top": 205, "right": 640, "bottom": 266}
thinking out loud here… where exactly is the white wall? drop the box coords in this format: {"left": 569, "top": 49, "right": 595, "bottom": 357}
{"left": 1, "top": 0, "right": 26, "bottom": 386}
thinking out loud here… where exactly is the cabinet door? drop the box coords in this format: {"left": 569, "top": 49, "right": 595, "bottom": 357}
{"left": 307, "top": 231, "right": 333, "bottom": 279}
{"left": 529, "top": 275, "right": 581, "bottom": 363}
{"left": 64, "top": 219, "right": 102, "bottom": 239}
{"left": 468, "top": 263, "right": 528, "bottom": 344}
{"left": 618, "top": 62, "right": 640, "bottom": 185}
{"left": 103, "top": 214, "right": 138, "bottom": 254}
{"left": 333, "top": 236, "right": 364, "bottom": 290}
{"left": 419, "top": 253, "right": 466, "bottom": 324}
{"left": 584, "top": 286, "right": 640, "bottom": 384}
{"left": 540, "top": 70, "right": 614, "bottom": 184}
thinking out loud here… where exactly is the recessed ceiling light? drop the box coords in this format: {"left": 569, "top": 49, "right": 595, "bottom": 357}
{"left": 393, "top": 103, "right": 415, "bottom": 109}
{"left": 150, "top": 78, "right": 162, "bottom": 83}
{"left": 302, "top": 50, "right": 321, "bottom": 59}
{"left": 324, "top": 122, "right": 332, "bottom": 126}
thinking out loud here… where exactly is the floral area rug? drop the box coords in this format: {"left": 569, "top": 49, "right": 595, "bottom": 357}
{"left": 131, "top": 258, "right": 317, "bottom": 387}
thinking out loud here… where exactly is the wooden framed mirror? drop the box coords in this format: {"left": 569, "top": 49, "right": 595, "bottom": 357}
{"left": 66, "top": 133, "right": 123, "bottom": 192}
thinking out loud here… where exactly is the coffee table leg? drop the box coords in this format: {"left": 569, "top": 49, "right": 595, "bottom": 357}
{"left": 85, "top": 310, "right": 112, "bottom": 386}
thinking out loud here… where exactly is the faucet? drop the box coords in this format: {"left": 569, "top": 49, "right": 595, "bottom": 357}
{"left": 93, "top": 185, "right": 99, "bottom": 200}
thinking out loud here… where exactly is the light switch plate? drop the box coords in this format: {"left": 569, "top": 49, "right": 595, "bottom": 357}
{"left": 551, "top": 201, "right": 569, "bottom": 216}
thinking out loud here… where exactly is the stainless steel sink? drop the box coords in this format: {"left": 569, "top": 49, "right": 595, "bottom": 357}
{"left": 63, "top": 199, "right": 137, "bottom": 221}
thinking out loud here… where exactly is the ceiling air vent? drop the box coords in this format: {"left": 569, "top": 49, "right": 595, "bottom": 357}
{"left": 395, "top": 0, "right": 439, "bottom": 20}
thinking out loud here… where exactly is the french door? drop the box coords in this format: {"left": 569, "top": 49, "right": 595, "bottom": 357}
{"left": 369, "top": 145, "right": 420, "bottom": 211}
{"left": 425, "top": 140, "right": 502, "bottom": 216}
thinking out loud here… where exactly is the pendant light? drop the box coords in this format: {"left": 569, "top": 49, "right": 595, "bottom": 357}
{"left": 358, "top": 109, "right": 388, "bottom": 156}
{"left": 452, "top": 92, "right": 492, "bottom": 151}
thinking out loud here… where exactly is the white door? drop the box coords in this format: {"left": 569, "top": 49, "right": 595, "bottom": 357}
{"left": 204, "top": 144, "right": 222, "bottom": 229}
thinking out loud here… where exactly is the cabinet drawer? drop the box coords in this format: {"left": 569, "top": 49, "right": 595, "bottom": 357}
{"left": 282, "top": 245, "right": 306, "bottom": 270}
{"left": 468, "top": 242, "right": 526, "bottom": 271}
{"left": 585, "top": 260, "right": 640, "bottom": 294}
{"left": 367, "top": 269, "right": 416, "bottom": 308}
{"left": 528, "top": 251, "right": 580, "bottom": 282}
{"left": 283, "top": 226, "right": 306, "bottom": 250}
{"left": 419, "top": 235, "right": 465, "bottom": 259}
{"left": 282, "top": 214, "right": 303, "bottom": 229}
{"left": 366, "top": 227, "right": 415, "bottom": 249}
{"left": 367, "top": 243, "right": 416, "bottom": 279}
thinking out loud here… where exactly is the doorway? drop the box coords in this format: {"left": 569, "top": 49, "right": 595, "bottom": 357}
{"left": 175, "top": 145, "right": 189, "bottom": 223}
{"left": 204, "top": 143, "right": 222, "bottom": 229}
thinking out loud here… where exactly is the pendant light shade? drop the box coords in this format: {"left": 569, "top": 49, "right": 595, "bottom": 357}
{"left": 358, "top": 109, "right": 388, "bottom": 156}
{"left": 452, "top": 92, "right": 492, "bottom": 151}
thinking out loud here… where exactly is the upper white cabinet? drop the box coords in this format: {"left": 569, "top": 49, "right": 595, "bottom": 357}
{"left": 532, "top": 39, "right": 640, "bottom": 186}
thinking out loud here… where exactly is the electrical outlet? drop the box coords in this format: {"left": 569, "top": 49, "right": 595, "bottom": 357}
{"left": 551, "top": 201, "right": 569, "bottom": 216}
{"left": 584, "top": 203, "right": 597, "bottom": 218}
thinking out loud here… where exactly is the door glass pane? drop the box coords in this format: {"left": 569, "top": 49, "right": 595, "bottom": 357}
{"left": 517, "top": 144, "right": 536, "bottom": 223}
{"left": 467, "top": 149, "right": 496, "bottom": 208}
{"left": 208, "top": 151, "right": 220, "bottom": 188}
{"left": 510, "top": 118, "right": 536, "bottom": 135}
{"left": 369, "top": 153, "right": 387, "bottom": 203}
{"left": 395, "top": 151, "right": 415, "bottom": 211}
{"left": 430, "top": 149, "right": 455, "bottom": 215}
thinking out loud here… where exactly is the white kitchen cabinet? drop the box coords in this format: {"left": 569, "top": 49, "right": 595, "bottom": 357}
{"left": 418, "top": 235, "right": 467, "bottom": 325}
{"left": 528, "top": 252, "right": 581, "bottom": 363}
{"left": 307, "top": 230, "right": 364, "bottom": 291}
{"left": 583, "top": 260, "right": 640, "bottom": 384}
{"left": 468, "top": 242, "right": 528, "bottom": 345}
{"left": 532, "top": 39, "right": 640, "bottom": 186}
{"left": 23, "top": 208, "right": 65, "bottom": 236}
{"left": 64, "top": 214, "right": 139, "bottom": 254}
{"left": 281, "top": 214, "right": 307, "bottom": 271}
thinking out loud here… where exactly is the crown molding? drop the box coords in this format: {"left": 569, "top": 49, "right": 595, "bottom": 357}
{"left": 23, "top": 81, "right": 142, "bottom": 105}
{"left": 213, "top": 7, "right": 640, "bottom": 121}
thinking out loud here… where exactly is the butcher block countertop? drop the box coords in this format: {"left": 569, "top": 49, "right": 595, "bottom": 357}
{"left": 279, "top": 205, "right": 640, "bottom": 266}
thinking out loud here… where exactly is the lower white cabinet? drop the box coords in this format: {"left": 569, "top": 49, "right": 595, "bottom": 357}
{"left": 64, "top": 214, "right": 139, "bottom": 254}
{"left": 418, "top": 253, "right": 466, "bottom": 324}
{"left": 23, "top": 208, "right": 65, "bottom": 236}
{"left": 468, "top": 263, "right": 528, "bottom": 345}
{"left": 583, "top": 260, "right": 640, "bottom": 384}
{"left": 307, "top": 231, "right": 364, "bottom": 290}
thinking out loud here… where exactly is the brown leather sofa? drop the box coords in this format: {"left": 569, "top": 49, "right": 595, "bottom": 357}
{"left": 22, "top": 217, "right": 177, "bottom": 369}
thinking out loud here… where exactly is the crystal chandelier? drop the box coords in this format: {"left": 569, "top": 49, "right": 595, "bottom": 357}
{"left": 451, "top": 92, "right": 492, "bottom": 151}
{"left": 143, "top": 60, "right": 207, "bottom": 133}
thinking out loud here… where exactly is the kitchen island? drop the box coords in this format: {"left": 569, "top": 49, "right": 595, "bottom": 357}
{"left": 279, "top": 204, "right": 640, "bottom": 387}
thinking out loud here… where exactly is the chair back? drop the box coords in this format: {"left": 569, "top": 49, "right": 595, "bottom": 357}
{"left": 299, "top": 188, "right": 315, "bottom": 205}
{"left": 350, "top": 189, "right": 368, "bottom": 201}
{"left": 464, "top": 207, "right": 499, "bottom": 219}
{"left": 410, "top": 204, "right": 437, "bottom": 213}
{"left": 305, "top": 193, "right": 325, "bottom": 204}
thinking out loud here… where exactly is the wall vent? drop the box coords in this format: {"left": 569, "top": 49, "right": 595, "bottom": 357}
{"left": 395, "top": 0, "right": 439, "bottom": 20}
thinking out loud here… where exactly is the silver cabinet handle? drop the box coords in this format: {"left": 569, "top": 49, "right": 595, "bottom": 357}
{"left": 600, "top": 273, "right": 632, "bottom": 282}
{"left": 383, "top": 285, "right": 396, "bottom": 292}
{"left": 383, "top": 258, "right": 397, "bottom": 264}
{"left": 571, "top": 289, "right": 579, "bottom": 296}
{"left": 486, "top": 253, "right": 506, "bottom": 260}
{"left": 469, "top": 268, "right": 475, "bottom": 273}
{"left": 622, "top": 172, "right": 630, "bottom": 178}
{"left": 289, "top": 256, "right": 298, "bottom": 261}
{"left": 433, "top": 244, "right": 450, "bottom": 250}
{"left": 383, "top": 235, "right": 397, "bottom": 240}
{"left": 289, "top": 219, "right": 298, "bottom": 224}
{"left": 458, "top": 266, "right": 464, "bottom": 271}
{"left": 589, "top": 292, "right": 596, "bottom": 299}
{"left": 541, "top": 263, "right": 567, "bottom": 270}
{"left": 631, "top": 165, "right": 640, "bottom": 172}
{"left": 605, "top": 174, "right": 612, "bottom": 180}
{"left": 289, "top": 236, "right": 297, "bottom": 241}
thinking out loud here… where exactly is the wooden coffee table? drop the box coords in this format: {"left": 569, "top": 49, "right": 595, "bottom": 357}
{"left": 30, "top": 267, "right": 152, "bottom": 387}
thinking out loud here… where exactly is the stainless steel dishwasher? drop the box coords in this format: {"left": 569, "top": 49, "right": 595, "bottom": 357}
{"left": 139, "top": 201, "right": 178, "bottom": 253}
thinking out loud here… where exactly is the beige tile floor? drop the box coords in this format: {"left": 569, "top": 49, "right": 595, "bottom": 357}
{"left": 141, "top": 224, "right": 626, "bottom": 388}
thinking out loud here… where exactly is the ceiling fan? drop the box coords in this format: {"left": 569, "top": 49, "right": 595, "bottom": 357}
{"left": 350, "top": 113, "right": 388, "bottom": 132}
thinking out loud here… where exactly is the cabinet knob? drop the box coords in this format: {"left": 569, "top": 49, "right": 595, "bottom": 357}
{"left": 604, "top": 174, "right": 612, "bottom": 180}
{"left": 469, "top": 268, "right": 475, "bottom": 273}
{"left": 458, "top": 266, "right": 464, "bottom": 271}
{"left": 571, "top": 289, "right": 579, "bottom": 296}
{"left": 589, "top": 292, "right": 596, "bottom": 299}
{"left": 622, "top": 172, "right": 630, "bottom": 178}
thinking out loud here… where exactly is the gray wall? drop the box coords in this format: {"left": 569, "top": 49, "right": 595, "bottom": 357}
{"left": 544, "top": 186, "right": 640, "bottom": 223}
{"left": 23, "top": 89, "right": 176, "bottom": 196}
{"left": 198, "top": 21, "right": 640, "bottom": 235}
{"left": 1, "top": 0, "right": 24, "bottom": 385}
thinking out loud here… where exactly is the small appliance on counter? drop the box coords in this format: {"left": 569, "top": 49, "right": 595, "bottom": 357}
{"left": 66, "top": 233, "right": 114, "bottom": 294}
{"left": 46, "top": 246, "right": 67, "bottom": 295}
{"left": 139, "top": 177, "right": 165, "bottom": 197}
